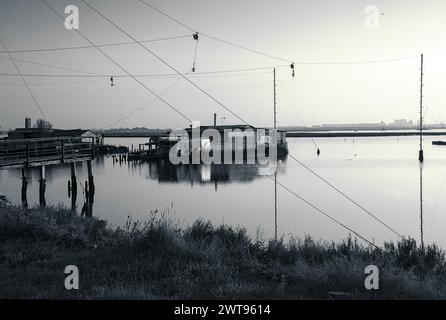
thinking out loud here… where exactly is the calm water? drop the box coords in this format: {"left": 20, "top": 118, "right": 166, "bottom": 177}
{"left": 1, "top": 135, "right": 446, "bottom": 247}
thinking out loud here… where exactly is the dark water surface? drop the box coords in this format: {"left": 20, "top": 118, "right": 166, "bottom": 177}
{"left": 2, "top": 136, "right": 446, "bottom": 246}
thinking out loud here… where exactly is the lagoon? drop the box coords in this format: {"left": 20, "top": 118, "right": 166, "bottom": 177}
{"left": 1, "top": 135, "right": 446, "bottom": 247}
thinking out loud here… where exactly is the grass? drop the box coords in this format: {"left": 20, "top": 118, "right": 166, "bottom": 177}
{"left": 1, "top": 203, "right": 446, "bottom": 299}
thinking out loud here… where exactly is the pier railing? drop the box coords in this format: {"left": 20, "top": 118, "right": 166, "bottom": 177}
{"left": 0, "top": 137, "right": 95, "bottom": 169}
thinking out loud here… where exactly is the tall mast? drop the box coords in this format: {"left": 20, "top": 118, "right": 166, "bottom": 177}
{"left": 273, "top": 68, "right": 277, "bottom": 130}
{"left": 274, "top": 171, "right": 278, "bottom": 241}
{"left": 418, "top": 53, "right": 424, "bottom": 251}
{"left": 419, "top": 54, "right": 424, "bottom": 162}
{"left": 273, "top": 68, "right": 278, "bottom": 241}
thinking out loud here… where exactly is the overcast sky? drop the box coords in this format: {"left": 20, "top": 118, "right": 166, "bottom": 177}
{"left": 1, "top": 0, "right": 445, "bottom": 130}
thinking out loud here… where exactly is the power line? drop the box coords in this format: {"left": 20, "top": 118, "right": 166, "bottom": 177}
{"left": 136, "top": 1, "right": 419, "bottom": 66}
{"left": 201, "top": 33, "right": 293, "bottom": 64}
{"left": 277, "top": 73, "right": 320, "bottom": 150}
{"left": 0, "top": 79, "right": 104, "bottom": 86}
{"left": 265, "top": 173, "right": 379, "bottom": 249}
{"left": 0, "top": 37, "right": 47, "bottom": 120}
{"left": 102, "top": 70, "right": 190, "bottom": 129}
{"left": 41, "top": 0, "right": 192, "bottom": 123}
{"left": 287, "top": 153, "right": 402, "bottom": 238}
{"left": 0, "top": 34, "right": 191, "bottom": 54}
{"left": 80, "top": 0, "right": 402, "bottom": 239}
{"left": 79, "top": 0, "right": 250, "bottom": 124}
{"left": 137, "top": 0, "right": 293, "bottom": 63}
{"left": 292, "top": 56, "right": 420, "bottom": 65}
{"left": 0, "top": 55, "right": 105, "bottom": 76}
{"left": 0, "top": 65, "right": 288, "bottom": 79}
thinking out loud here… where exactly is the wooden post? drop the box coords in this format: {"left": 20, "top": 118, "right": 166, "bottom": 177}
{"left": 70, "top": 163, "right": 77, "bottom": 196}
{"left": 87, "top": 160, "right": 95, "bottom": 195}
{"left": 61, "top": 139, "right": 65, "bottom": 163}
{"left": 70, "top": 163, "right": 77, "bottom": 211}
{"left": 87, "top": 181, "right": 94, "bottom": 218}
{"left": 26, "top": 140, "right": 30, "bottom": 167}
{"left": 21, "top": 168, "right": 28, "bottom": 209}
{"left": 92, "top": 137, "right": 96, "bottom": 159}
{"left": 81, "top": 180, "right": 89, "bottom": 217}
{"left": 39, "top": 165, "right": 46, "bottom": 208}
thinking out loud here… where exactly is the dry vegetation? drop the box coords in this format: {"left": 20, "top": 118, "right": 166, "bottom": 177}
{"left": 1, "top": 203, "right": 446, "bottom": 299}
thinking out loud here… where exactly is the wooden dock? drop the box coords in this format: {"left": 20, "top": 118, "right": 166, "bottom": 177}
{"left": 0, "top": 136, "right": 96, "bottom": 212}
{"left": 0, "top": 137, "right": 95, "bottom": 169}
{"left": 127, "top": 137, "right": 172, "bottom": 161}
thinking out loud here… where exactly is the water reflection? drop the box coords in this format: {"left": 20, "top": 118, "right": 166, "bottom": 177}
{"left": 104, "top": 137, "right": 287, "bottom": 185}
{"left": 144, "top": 161, "right": 283, "bottom": 185}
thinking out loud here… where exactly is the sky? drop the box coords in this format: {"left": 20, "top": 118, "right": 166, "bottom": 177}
{"left": 1, "top": 0, "right": 446, "bottom": 130}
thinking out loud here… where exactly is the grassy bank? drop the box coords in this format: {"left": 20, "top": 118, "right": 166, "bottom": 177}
{"left": 1, "top": 204, "right": 446, "bottom": 299}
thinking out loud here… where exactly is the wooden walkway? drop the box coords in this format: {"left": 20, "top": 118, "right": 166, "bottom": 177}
{"left": 0, "top": 137, "right": 95, "bottom": 169}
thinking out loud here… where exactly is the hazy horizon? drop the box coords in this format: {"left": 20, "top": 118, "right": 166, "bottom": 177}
{"left": 1, "top": 0, "right": 446, "bottom": 130}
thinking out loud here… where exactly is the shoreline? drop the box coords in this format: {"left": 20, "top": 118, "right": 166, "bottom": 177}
{"left": 101, "top": 131, "right": 446, "bottom": 139}
{"left": 286, "top": 131, "right": 446, "bottom": 138}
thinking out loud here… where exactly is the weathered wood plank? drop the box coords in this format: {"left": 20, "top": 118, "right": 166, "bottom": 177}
{"left": 0, "top": 137, "right": 94, "bottom": 169}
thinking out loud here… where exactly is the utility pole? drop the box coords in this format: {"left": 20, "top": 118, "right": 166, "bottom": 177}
{"left": 420, "top": 163, "right": 424, "bottom": 252}
{"left": 273, "top": 68, "right": 278, "bottom": 241}
{"left": 419, "top": 54, "right": 424, "bottom": 162}
{"left": 274, "top": 171, "right": 278, "bottom": 241}
{"left": 419, "top": 53, "right": 424, "bottom": 252}
{"left": 273, "top": 68, "right": 277, "bottom": 130}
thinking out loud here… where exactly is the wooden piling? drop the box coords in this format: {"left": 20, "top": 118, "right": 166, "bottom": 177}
{"left": 39, "top": 165, "right": 46, "bottom": 208}
{"left": 70, "top": 163, "right": 77, "bottom": 211}
{"left": 21, "top": 168, "right": 28, "bottom": 209}
{"left": 81, "top": 180, "right": 89, "bottom": 217}
{"left": 87, "top": 160, "right": 95, "bottom": 194}
{"left": 86, "top": 160, "right": 95, "bottom": 217}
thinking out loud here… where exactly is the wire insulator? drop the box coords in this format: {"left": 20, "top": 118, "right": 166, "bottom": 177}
{"left": 192, "top": 33, "right": 199, "bottom": 72}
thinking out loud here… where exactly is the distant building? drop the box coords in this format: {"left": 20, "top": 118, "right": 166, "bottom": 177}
{"left": 171, "top": 124, "right": 288, "bottom": 157}
{"left": 7, "top": 128, "right": 104, "bottom": 144}
{"left": 8, "top": 118, "right": 103, "bottom": 144}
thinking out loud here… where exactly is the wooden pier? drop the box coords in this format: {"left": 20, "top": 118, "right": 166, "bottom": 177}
{"left": 0, "top": 136, "right": 96, "bottom": 212}
{"left": 0, "top": 136, "right": 95, "bottom": 169}
{"left": 127, "top": 137, "right": 173, "bottom": 161}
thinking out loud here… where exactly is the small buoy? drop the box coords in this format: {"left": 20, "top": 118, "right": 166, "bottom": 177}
{"left": 317, "top": 148, "right": 320, "bottom": 156}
